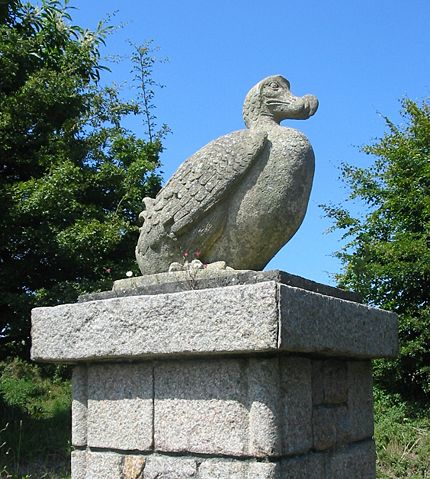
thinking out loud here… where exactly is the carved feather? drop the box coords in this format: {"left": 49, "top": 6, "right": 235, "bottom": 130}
{"left": 140, "top": 129, "right": 267, "bottom": 239}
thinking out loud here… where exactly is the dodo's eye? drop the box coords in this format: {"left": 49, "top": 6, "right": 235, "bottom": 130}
{"left": 269, "top": 82, "right": 279, "bottom": 89}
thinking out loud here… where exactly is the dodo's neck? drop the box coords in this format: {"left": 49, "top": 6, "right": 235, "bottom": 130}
{"left": 247, "top": 114, "right": 280, "bottom": 130}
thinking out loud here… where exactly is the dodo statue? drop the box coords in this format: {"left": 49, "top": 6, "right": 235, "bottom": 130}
{"left": 136, "top": 75, "right": 318, "bottom": 275}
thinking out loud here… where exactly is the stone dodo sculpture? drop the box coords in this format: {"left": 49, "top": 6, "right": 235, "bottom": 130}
{"left": 136, "top": 75, "right": 318, "bottom": 275}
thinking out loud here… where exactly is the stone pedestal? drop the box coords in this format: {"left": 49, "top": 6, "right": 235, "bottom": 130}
{"left": 31, "top": 271, "right": 398, "bottom": 479}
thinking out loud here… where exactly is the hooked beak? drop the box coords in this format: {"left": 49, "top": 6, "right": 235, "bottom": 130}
{"left": 303, "top": 95, "right": 319, "bottom": 117}
{"left": 270, "top": 94, "right": 318, "bottom": 121}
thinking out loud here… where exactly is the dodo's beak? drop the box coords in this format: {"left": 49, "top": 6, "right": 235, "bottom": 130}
{"left": 282, "top": 93, "right": 319, "bottom": 120}
{"left": 303, "top": 94, "right": 319, "bottom": 118}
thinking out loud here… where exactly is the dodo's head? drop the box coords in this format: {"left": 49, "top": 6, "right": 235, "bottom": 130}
{"left": 243, "top": 75, "right": 318, "bottom": 129}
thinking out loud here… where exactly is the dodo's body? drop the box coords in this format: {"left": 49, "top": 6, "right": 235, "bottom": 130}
{"left": 136, "top": 75, "right": 318, "bottom": 275}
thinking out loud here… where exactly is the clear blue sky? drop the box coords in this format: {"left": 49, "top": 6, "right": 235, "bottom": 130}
{"left": 70, "top": 0, "right": 430, "bottom": 285}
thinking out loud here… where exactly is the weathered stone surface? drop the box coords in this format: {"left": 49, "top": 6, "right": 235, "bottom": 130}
{"left": 66, "top": 355, "right": 376, "bottom": 477}
{"left": 71, "top": 365, "right": 87, "bottom": 447}
{"left": 313, "top": 406, "right": 337, "bottom": 451}
{"left": 154, "top": 358, "right": 249, "bottom": 456}
{"left": 136, "top": 76, "right": 318, "bottom": 276}
{"left": 85, "top": 451, "right": 123, "bottom": 479}
{"left": 279, "top": 284, "right": 398, "bottom": 358}
{"left": 248, "top": 358, "right": 282, "bottom": 456}
{"left": 197, "top": 460, "right": 244, "bottom": 479}
{"left": 87, "top": 363, "right": 153, "bottom": 451}
{"left": 280, "top": 357, "right": 313, "bottom": 455}
{"left": 75, "top": 452, "right": 284, "bottom": 479}
{"left": 71, "top": 450, "right": 86, "bottom": 479}
{"left": 312, "top": 359, "right": 348, "bottom": 406}
{"left": 333, "top": 405, "right": 351, "bottom": 446}
{"left": 312, "top": 360, "right": 374, "bottom": 452}
{"left": 81, "top": 452, "right": 146, "bottom": 479}
{"left": 347, "top": 361, "right": 374, "bottom": 442}
{"left": 80, "top": 269, "right": 359, "bottom": 303}
{"left": 122, "top": 456, "right": 146, "bottom": 479}
{"left": 154, "top": 357, "right": 281, "bottom": 457}
{"left": 72, "top": 448, "right": 376, "bottom": 479}
{"left": 281, "top": 452, "right": 325, "bottom": 479}
{"left": 31, "top": 282, "right": 279, "bottom": 362}
{"left": 282, "top": 441, "right": 375, "bottom": 478}
{"left": 143, "top": 456, "right": 197, "bottom": 478}
{"left": 247, "top": 462, "right": 281, "bottom": 479}
{"left": 326, "top": 440, "right": 376, "bottom": 478}
{"left": 198, "top": 459, "right": 281, "bottom": 478}
{"left": 31, "top": 281, "right": 397, "bottom": 363}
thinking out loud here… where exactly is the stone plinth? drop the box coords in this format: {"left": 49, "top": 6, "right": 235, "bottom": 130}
{"left": 31, "top": 271, "right": 398, "bottom": 479}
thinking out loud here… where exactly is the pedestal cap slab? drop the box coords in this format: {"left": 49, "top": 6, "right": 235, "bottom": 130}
{"left": 31, "top": 273, "right": 398, "bottom": 363}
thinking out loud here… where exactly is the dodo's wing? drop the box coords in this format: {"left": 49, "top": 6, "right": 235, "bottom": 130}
{"left": 144, "top": 129, "right": 267, "bottom": 236}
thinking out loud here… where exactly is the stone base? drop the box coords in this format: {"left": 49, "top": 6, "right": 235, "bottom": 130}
{"left": 31, "top": 272, "right": 397, "bottom": 478}
{"left": 72, "top": 441, "right": 376, "bottom": 479}
{"left": 70, "top": 356, "right": 376, "bottom": 478}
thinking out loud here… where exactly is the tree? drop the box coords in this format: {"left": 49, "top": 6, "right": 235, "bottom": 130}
{"left": 0, "top": 0, "right": 165, "bottom": 360}
{"left": 323, "top": 98, "right": 430, "bottom": 401}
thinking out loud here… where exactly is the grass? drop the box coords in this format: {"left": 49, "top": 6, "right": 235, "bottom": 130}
{"left": 374, "top": 387, "right": 430, "bottom": 478}
{"left": 0, "top": 359, "right": 71, "bottom": 479}
{"left": 0, "top": 358, "right": 429, "bottom": 478}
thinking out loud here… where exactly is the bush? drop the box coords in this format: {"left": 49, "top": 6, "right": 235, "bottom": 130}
{"left": 0, "top": 359, "right": 71, "bottom": 476}
{"left": 375, "top": 387, "right": 430, "bottom": 478}
{"left": 323, "top": 98, "right": 430, "bottom": 401}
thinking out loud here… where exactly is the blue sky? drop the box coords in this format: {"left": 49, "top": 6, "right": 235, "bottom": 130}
{"left": 70, "top": 0, "right": 430, "bottom": 285}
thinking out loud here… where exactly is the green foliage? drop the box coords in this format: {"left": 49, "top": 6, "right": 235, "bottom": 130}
{"left": 0, "top": 359, "right": 70, "bottom": 418}
{"left": 0, "top": 359, "right": 71, "bottom": 476}
{"left": 374, "top": 387, "right": 430, "bottom": 478}
{"left": 0, "top": 0, "right": 166, "bottom": 359}
{"left": 323, "top": 98, "right": 430, "bottom": 400}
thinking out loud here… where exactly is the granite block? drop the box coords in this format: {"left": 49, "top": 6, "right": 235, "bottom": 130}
{"left": 71, "top": 365, "right": 87, "bottom": 447}
{"left": 311, "top": 360, "right": 325, "bottom": 406}
{"left": 347, "top": 361, "right": 374, "bottom": 442}
{"left": 197, "top": 461, "right": 246, "bottom": 479}
{"left": 333, "top": 405, "right": 351, "bottom": 446}
{"left": 87, "top": 363, "right": 153, "bottom": 451}
{"left": 80, "top": 451, "right": 148, "bottom": 479}
{"left": 281, "top": 357, "right": 313, "bottom": 455}
{"left": 122, "top": 456, "right": 146, "bottom": 478}
{"left": 198, "top": 459, "right": 280, "bottom": 478}
{"left": 143, "top": 455, "right": 197, "bottom": 478}
{"left": 248, "top": 358, "right": 282, "bottom": 456}
{"left": 279, "top": 285, "right": 398, "bottom": 358}
{"left": 154, "top": 358, "right": 252, "bottom": 457}
{"left": 312, "top": 359, "right": 347, "bottom": 406}
{"left": 83, "top": 269, "right": 360, "bottom": 303}
{"left": 80, "top": 453, "right": 282, "bottom": 479}
{"left": 312, "top": 406, "right": 337, "bottom": 451}
{"left": 313, "top": 404, "right": 351, "bottom": 451}
{"left": 32, "top": 280, "right": 398, "bottom": 363}
{"left": 71, "top": 450, "right": 86, "bottom": 479}
{"left": 32, "top": 282, "right": 279, "bottom": 362}
{"left": 154, "top": 357, "right": 294, "bottom": 458}
{"left": 281, "top": 452, "right": 325, "bottom": 479}
{"left": 247, "top": 462, "right": 281, "bottom": 479}
{"left": 85, "top": 451, "right": 123, "bottom": 479}
{"left": 326, "top": 440, "right": 376, "bottom": 479}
